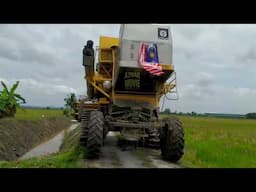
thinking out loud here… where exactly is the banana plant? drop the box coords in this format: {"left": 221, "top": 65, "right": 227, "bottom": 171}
{"left": 0, "top": 81, "right": 26, "bottom": 117}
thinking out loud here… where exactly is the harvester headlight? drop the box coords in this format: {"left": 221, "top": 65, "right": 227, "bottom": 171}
{"left": 103, "top": 80, "right": 112, "bottom": 90}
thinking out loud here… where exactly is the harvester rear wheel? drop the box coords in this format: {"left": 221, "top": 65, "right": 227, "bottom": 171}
{"left": 160, "top": 117, "right": 184, "bottom": 163}
{"left": 86, "top": 110, "right": 104, "bottom": 159}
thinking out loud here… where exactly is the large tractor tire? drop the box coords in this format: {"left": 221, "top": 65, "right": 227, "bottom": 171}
{"left": 86, "top": 110, "right": 104, "bottom": 159}
{"left": 160, "top": 117, "right": 184, "bottom": 163}
{"left": 80, "top": 108, "right": 90, "bottom": 146}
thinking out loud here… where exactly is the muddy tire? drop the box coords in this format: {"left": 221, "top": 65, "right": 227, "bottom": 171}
{"left": 160, "top": 117, "right": 184, "bottom": 163}
{"left": 103, "top": 132, "right": 107, "bottom": 140}
{"left": 87, "top": 110, "right": 104, "bottom": 159}
{"left": 80, "top": 109, "right": 90, "bottom": 146}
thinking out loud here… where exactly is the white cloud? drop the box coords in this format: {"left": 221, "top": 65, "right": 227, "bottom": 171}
{"left": 18, "top": 78, "right": 77, "bottom": 95}
{"left": 55, "top": 85, "right": 77, "bottom": 94}
{"left": 234, "top": 87, "right": 256, "bottom": 97}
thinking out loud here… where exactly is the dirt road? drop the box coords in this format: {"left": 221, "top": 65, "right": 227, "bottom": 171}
{"left": 85, "top": 132, "right": 182, "bottom": 168}
{"left": 20, "top": 122, "right": 79, "bottom": 160}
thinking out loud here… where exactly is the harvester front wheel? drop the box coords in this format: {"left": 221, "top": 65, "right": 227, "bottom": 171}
{"left": 160, "top": 117, "right": 184, "bottom": 163}
{"left": 87, "top": 110, "right": 104, "bottom": 159}
{"left": 80, "top": 109, "right": 90, "bottom": 146}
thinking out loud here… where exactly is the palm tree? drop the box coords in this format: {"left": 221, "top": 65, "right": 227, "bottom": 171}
{"left": 0, "top": 81, "right": 26, "bottom": 117}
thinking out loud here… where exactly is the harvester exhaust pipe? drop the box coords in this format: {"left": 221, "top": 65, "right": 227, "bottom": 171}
{"left": 83, "top": 40, "right": 95, "bottom": 99}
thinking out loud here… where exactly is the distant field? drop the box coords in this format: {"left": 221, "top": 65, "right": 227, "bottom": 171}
{"left": 170, "top": 115, "right": 256, "bottom": 168}
{"left": 11, "top": 108, "right": 63, "bottom": 120}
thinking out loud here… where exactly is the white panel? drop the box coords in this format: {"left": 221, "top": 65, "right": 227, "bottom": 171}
{"left": 119, "top": 24, "right": 173, "bottom": 66}
{"left": 120, "top": 24, "right": 172, "bottom": 43}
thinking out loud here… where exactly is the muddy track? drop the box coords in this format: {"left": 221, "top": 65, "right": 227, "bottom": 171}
{"left": 84, "top": 132, "right": 182, "bottom": 168}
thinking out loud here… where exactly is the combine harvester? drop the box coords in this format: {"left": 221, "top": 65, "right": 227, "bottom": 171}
{"left": 79, "top": 24, "right": 184, "bottom": 162}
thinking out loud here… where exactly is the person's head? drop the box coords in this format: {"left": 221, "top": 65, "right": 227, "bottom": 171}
{"left": 86, "top": 40, "right": 93, "bottom": 48}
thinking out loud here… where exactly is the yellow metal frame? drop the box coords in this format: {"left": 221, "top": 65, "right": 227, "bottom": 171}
{"left": 84, "top": 36, "right": 120, "bottom": 104}
{"left": 85, "top": 35, "right": 176, "bottom": 110}
{"left": 99, "top": 97, "right": 110, "bottom": 104}
{"left": 83, "top": 103, "right": 99, "bottom": 109}
{"left": 112, "top": 93, "right": 160, "bottom": 108}
{"left": 99, "top": 36, "right": 119, "bottom": 49}
{"left": 160, "top": 64, "right": 174, "bottom": 71}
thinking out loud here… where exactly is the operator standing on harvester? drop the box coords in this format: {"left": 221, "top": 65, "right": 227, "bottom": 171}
{"left": 79, "top": 24, "right": 184, "bottom": 162}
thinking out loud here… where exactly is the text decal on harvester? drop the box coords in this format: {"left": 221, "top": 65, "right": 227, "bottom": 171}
{"left": 124, "top": 71, "right": 140, "bottom": 89}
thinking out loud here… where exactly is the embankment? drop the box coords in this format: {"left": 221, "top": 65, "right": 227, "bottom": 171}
{"left": 0, "top": 117, "right": 71, "bottom": 161}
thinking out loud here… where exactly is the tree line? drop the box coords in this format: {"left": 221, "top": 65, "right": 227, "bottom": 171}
{"left": 161, "top": 108, "right": 256, "bottom": 119}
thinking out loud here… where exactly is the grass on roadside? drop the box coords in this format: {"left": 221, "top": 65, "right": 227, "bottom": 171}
{"left": 10, "top": 108, "right": 64, "bottom": 121}
{"left": 0, "top": 126, "right": 84, "bottom": 168}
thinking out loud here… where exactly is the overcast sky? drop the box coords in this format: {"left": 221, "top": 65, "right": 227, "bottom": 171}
{"left": 0, "top": 24, "right": 255, "bottom": 114}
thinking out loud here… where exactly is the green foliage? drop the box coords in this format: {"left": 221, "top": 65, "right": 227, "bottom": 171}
{"left": 0, "top": 81, "right": 26, "bottom": 118}
{"left": 63, "top": 93, "right": 77, "bottom": 117}
{"left": 246, "top": 113, "right": 256, "bottom": 119}
{"left": 162, "top": 108, "right": 171, "bottom": 114}
{"left": 13, "top": 108, "right": 63, "bottom": 120}
{"left": 0, "top": 146, "right": 84, "bottom": 168}
{"left": 64, "top": 93, "right": 76, "bottom": 109}
{"left": 191, "top": 111, "right": 197, "bottom": 116}
{"left": 63, "top": 108, "right": 71, "bottom": 117}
